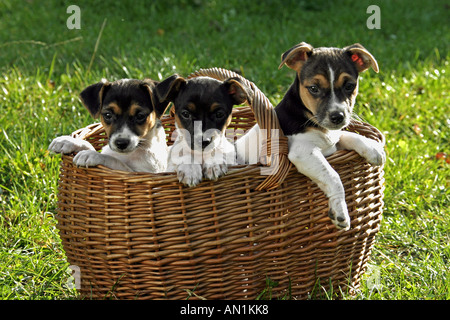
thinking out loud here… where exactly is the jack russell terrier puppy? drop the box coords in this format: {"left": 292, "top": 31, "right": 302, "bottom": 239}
{"left": 155, "top": 75, "right": 252, "bottom": 187}
{"left": 49, "top": 79, "right": 170, "bottom": 172}
{"left": 236, "top": 42, "right": 386, "bottom": 230}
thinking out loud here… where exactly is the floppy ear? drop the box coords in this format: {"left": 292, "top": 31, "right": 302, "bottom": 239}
{"left": 142, "top": 78, "right": 159, "bottom": 90}
{"left": 139, "top": 79, "right": 169, "bottom": 118}
{"left": 153, "top": 74, "right": 186, "bottom": 114}
{"left": 344, "top": 43, "right": 379, "bottom": 73}
{"left": 154, "top": 74, "right": 186, "bottom": 102}
{"left": 79, "top": 81, "right": 111, "bottom": 118}
{"left": 223, "top": 77, "right": 253, "bottom": 105}
{"left": 278, "top": 42, "right": 314, "bottom": 71}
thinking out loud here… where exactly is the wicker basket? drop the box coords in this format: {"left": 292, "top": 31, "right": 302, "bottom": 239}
{"left": 56, "top": 68, "right": 385, "bottom": 300}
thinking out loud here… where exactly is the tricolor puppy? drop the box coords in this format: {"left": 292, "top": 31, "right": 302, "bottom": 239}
{"left": 237, "top": 42, "right": 385, "bottom": 230}
{"left": 278, "top": 42, "right": 386, "bottom": 230}
{"left": 155, "top": 75, "right": 251, "bottom": 187}
{"left": 48, "top": 79, "right": 170, "bottom": 173}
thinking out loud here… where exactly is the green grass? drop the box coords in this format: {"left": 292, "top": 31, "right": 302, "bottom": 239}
{"left": 0, "top": 0, "right": 449, "bottom": 299}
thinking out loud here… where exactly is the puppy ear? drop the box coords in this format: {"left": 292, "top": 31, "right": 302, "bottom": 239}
{"left": 223, "top": 77, "right": 253, "bottom": 105}
{"left": 154, "top": 74, "right": 186, "bottom": 102}
{"left": 142, "top": 78, "right": 159, "bottom": 89}
{"left": 153, "top": 74, "right": 186, "bottom": 114}
{"left": 279, "top": 42, "right": 314, "bottom": 71}
{"left": 79, "top": 81, "right": 111, "bottom": 118}
{"left": 344, "top": 43, "right": 379, "bottom": 73}
{"left": 139, "top": 79, "right": 168, "bottom": 118}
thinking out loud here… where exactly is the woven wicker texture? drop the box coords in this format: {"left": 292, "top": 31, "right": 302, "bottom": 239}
{"left": 56, "top": 68, "right": 385, "bottom": 299}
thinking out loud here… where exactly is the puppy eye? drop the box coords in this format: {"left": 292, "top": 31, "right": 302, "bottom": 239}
{"left": 103, "top": 111, "right": 114, "bottom": 121}
{"left": 215, "top": 111, "right": 225, "bottom": 119}
{"left": 344, "top": 82, "right": 356, "bottom": 93}
{"left": 135, "top": 112, "right": 148, "bottom": 122}
{"left": 307, "top": 85, "right": 320, "bottom": 95}
{"left": 181, "top": 110, "right": 191, "bottom": 119}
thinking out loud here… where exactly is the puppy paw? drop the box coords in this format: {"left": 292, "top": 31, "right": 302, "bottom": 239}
{"left": 203, "top": 163, "right": 228, "bottom": 181}
{"left": 362, "top": 141, "right": 386, "bottom": 166}
{"left": 73, "top": 150, "right": 103, "bottom": 168}
{"left": 49, "top": 136, "right": 95, "bottom": 154}
{"left": 176, "top": 164, "right": 203, "bottom": 187}
{"left": 328, "top": 197, "right": 350, "bottom": 231}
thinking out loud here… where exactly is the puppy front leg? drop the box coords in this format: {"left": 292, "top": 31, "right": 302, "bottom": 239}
{"left": 338, "top": 131, "right": 386, "bottom": 166}
{"left": 176, "top": 163, "right": 203, "bottom": 187}
{"left": 48, "top": 136, "right": 95, "bottom": 154}
{"left": 202, "top": 162, "right": 228, "bottom": 181}
{"left": 288, "top": 144, "right": 350, "bottom": 230}
{"left": 73, "top": 150, "right": 133, "bottom": 171}
{"left": 168, "top": 145, "right": 203, "bottom": 187}
{"left": 202, "top": 139, "right": 236, "bottom": 181}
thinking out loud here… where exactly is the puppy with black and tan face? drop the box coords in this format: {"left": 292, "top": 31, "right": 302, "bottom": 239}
{"left": 237, "top": 42, "right": 385, "bottom": 230}
{"left": 276, "top": 42, "right": 377, "bottom": 133}
{"left": 156, "top": 75, "right": 251, "bottom": 187}
{"left": 279, "top": 42, "right": 386, "bottom": 230}
{"left": 49, "top": 79, "right": 170, "bottom": 172}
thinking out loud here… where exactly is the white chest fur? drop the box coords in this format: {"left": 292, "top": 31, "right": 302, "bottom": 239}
{"left": 287, "top": 129, "right": 342, "bottom": 157}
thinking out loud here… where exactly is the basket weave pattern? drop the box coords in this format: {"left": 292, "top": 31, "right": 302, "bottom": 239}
{"left": 56, "top": 69, "right": 384, "bottom": 299}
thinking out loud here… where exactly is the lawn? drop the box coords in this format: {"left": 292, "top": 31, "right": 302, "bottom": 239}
{"left": 0, "top": 0, "right": 448, "bottom": 299}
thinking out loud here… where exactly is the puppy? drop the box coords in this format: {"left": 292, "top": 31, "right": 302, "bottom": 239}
{"left": 155, "top": 75, "right": 251, "bottom": 187}
{"left": 236, "top": 42, "right": 385, "bottom": 230}
{"left": 49, "top": 79, "right": 170, "bottom": 173}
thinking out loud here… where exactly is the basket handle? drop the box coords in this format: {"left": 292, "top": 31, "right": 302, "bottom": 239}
{"left": 187, "top": 67, "right": 291, "bottom": 191}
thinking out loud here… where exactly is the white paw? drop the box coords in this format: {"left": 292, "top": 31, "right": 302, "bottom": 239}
{"left": 73, "top": 150, "right": 104, "bottom": 168}
{"left": 203, "top": 163, "right": 228, "bottom": 181}
{"left": 362, "top": 141, "right": 386, "bottom": 166}
{"left": 176, "top": 164, "right": 203, "bottom": 187}
{"left": 49, "top": 136, "right": 95, "bottom": 154}
{"left": 327, "top": 197, "right": 350, "bottom": 231}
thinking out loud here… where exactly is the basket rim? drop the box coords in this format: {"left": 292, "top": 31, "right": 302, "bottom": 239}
{"left": 66, "top": 107, "right": 382, "bottom": 181}
{"left": 65, "top": 67, "right": 385, "bottom": 188}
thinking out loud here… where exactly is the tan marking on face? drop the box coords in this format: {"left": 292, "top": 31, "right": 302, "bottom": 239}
{"left": 186, "top": 103, "right": 196, "bottom": 113}
{"left": 308, "top": 74, "right": 330, "bottom": 89}
{"left": 299, "top": 84, "right": 320, "bottom": 115}
{"left": 173, "top": 113, "right": 192, "bottom": 147}
{"left": 129, "top": 103, "right": 142, "bottom": 117}
{"left": 135, "top": 110, "right": 156, "bottom": 137}
{"left": 222, "top": 114, "right": 233, "bottom": 134}
{"left": 335, "top": 72, "right": 357, "bottom": 89}
{"left": 130, "top": 104, "right": 157, "bottom": 137}
{"left": 342, "top": 80, "right": 360, "bottom": 112}
{"left": 146, "top": 111, "right": 156, "bottom": 129}
{"left": 100, "top": 118, "right": 113, "bottom": 137}
{"left": 105, "top": 102, "right": 121, "bottom": 115}
{"left": 351, "top": 81, "right": 359, "bottom": 101}
{"left": 209, "top": 102, "right": 221, "bottom": 112}
{"left": 100, "top": 103, "right": 122, "bottom": 137}
{"left": 174, "top": 114, "right": 183, "bottom": 130}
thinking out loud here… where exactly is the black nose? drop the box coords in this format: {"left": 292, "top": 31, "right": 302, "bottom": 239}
{"left": 115, "top": 138, "right": 130, "bottom": 150}
{"left": 329, "top": 111, "right": 345, "bottom": 124}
